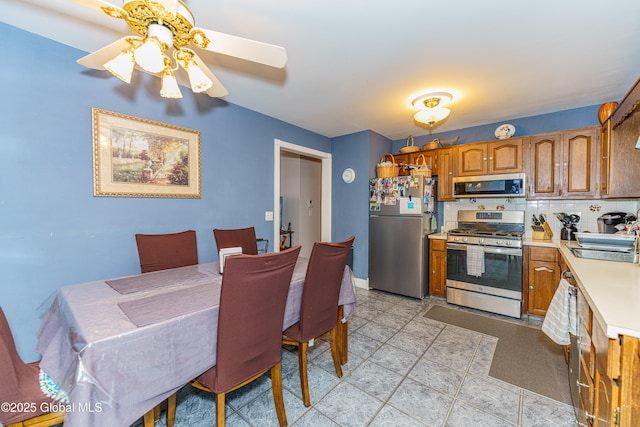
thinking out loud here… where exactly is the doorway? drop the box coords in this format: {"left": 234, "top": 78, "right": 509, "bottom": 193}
{"left": 274, "top": 139, "right": 332, "bottom": 256}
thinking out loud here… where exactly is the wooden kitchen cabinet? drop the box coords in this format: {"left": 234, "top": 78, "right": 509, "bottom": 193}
{"left": 455, "top": 138, "right": 523, "bottom": 177}
{"left": 411, "top": 150, "right": 437, "bottom": 176}
{"left": 560, "top": 250, "right": 640, "bottom": 427}
{"left": 604, "top": 78, "right": 640, "bottom": 198}
{"left": 599, "top": 120, "right": 612, "bottom": 196}
{"left": 437, "top": 148, "right": 455, "bottom": 201}
{"left": 527, "top": 126, "right": 599, "bottom": 199}
{"left": 429, "top": 239, "right": 446, "bottom": 297}
{"left": 393, "top": 153, "right": 411, "bottom": 176}
{"left": 526, "top": 246, "right": 560, "bottom": 316}
{"left": 393, "top": 150, "right": 437, "bottom": 176}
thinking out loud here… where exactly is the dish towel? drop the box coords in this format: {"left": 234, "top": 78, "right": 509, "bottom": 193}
{"left": 466, "top": 245, "right": 485, "bottom": 277}
{"left": 541, "top": 278, "right": 578, "bottom": 345}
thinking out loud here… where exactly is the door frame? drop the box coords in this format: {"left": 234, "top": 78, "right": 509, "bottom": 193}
{"left": 274, "top": 139, "right": 332, "bottom": 251}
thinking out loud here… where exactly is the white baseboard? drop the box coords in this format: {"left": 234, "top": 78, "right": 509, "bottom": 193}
{"left": 353, "top": 277, "right": 369, "bottom": 290}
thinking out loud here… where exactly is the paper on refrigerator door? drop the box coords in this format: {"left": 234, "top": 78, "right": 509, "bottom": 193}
{"left": 399, "top": 197, "right": 421, "bottom": 214}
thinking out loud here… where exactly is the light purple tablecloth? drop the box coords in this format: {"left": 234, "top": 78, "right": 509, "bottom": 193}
{"left": 36, "top": 259, "right": 356, "bottom": 427}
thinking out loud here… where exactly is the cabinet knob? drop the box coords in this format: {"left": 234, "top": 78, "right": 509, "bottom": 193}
{"left": 529, "top": 286, "right": 534, "bottom": 290}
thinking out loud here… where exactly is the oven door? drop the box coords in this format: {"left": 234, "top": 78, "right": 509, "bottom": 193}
{"left": 446, "top": 242, "right": 523, "bottom": 298}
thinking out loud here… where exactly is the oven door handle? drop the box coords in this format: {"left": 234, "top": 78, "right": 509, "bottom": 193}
{"left": 447, "top": 242, "right": 522, "bottom": 256}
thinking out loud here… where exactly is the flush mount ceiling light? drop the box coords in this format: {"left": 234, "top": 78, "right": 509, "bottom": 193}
{"left": 75, "top": 0, "right": 288, "bottom": 99}
{"left": 412, "top": 92, "right": 453, "bottom": 127}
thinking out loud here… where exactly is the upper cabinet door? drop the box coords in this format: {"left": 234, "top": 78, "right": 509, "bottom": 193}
{"left": 529, "top": 133, "right": 562, "bottom": 198}
{"left": 488, "top": 139, "right": 523, "bottom": 174}
{"left": 437, "top": 148, "right": 455, "bottom": 201}
{"left": 456, "top": 144, "right": 488, "bottom": 176}
{"left": 527, "top": 126, "right": 599, "bottom": 199}
{"left": 456, "top": 139, "right": 523, "bottom": 177}
{"left": 562, "top": 127, "right": 598, "bottom": 197}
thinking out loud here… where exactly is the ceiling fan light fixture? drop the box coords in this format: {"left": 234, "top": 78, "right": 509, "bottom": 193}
{"left": 132, "top": 24, "right": 173, "bottom": 73}
{"left": 104, "top": 50, "right": 135, "bottom": 83}
{"left": 176, "top": 49, "right": 213, "bottom": 93}
{"left": 133, "top": 38, "right": 167, "bottom": 73}
{"left": 161, "top": 66, "right": 182, "bottom": 98}
{"left": 186, "top": 64, "right": 213, "bottom": 93}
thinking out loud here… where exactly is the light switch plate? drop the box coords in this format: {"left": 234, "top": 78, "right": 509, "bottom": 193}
{"left": 265, "top": 211, "right": 274, "bottom": 221}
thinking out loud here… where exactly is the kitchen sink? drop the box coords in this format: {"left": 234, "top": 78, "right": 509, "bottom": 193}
{"left": 566, "top": 243, "right": 636, "bottom": 263}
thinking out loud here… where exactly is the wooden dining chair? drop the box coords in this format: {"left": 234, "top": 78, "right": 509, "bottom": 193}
{"left": 135, "top": 230, "right": 199, "bottom": 273}
{"left": 213, "top": 227, "right": 259, "bottom": 255}
{"left": 0, "top": 307, "right": 66, "bottom": 427}
{"left": 190, "top": 245, "right": 302, "bottom": 427}
{"left": 135, "top": 230, "right": 198, "bottom": 427}
{"left": 282, "top": 236, "right": 355, "bottom": 407}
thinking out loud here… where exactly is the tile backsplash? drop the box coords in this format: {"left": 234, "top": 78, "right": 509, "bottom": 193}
{"left": 442, "top": 198, "right": 640, "bottom": 238}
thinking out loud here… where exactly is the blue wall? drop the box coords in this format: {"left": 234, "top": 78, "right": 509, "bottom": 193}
{"left": 331, "top": 131, "right": 391, "bottom": 279}
{"left": 391, "top": 107, "right": 601, "bottom": 151}
{"left": 0, "top": 23, "right": 332, "bottom": 361}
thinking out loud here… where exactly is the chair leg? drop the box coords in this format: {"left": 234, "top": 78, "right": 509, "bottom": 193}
{"left": 271, "top": 362, "right": 288, "bottom": 427}
{"left": 337, "top": 305, "right": 349, "bottom": 364}
{"left": 167, "top": 392, "right": 177, "bottom": 427}
{"left": 216, "top": 392, "right": 226, "bottom": 427}
{"left": 329, "top": 326, "right": 343, "bottom": 378}
{"left": 297, "top": 341, "right": 310, "bottom": 407}
{"left": 143, "top": 407, "right": 155, "bottom": 427}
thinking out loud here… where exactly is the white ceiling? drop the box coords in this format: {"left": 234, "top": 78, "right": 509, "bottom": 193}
{"left": 4, "top": 0, "right": 640, "bottom": 140}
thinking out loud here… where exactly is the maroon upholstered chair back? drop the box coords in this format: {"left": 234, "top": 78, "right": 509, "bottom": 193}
{"left": 296, "top": 236, "right": 354, "bottom": 341}
{"left": 199, "top": 245, "right": 301, "bottom": 393}
{"left": 213, "top": 227, "right": 259, "bottom": 255}
{"left": 0, "top": 307, "right": 55, "bottom": 425}
{"left": 135, "top": 230, "right": 199, "bottom": 273}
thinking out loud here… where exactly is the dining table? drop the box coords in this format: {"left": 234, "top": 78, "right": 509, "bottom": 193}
{"left": 35, "top": 257, "right": 356, "bottom": 427}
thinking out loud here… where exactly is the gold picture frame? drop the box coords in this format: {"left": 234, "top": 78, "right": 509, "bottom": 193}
{"left": 92, "top": 108, "right": 201, "bottom": 198}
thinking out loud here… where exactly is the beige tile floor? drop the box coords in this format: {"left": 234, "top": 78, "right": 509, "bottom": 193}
{"left": 141, "top": 288, "right": 577, "bottom": 426}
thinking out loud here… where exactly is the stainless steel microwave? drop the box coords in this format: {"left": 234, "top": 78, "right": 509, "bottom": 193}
{"left": 453, "top": 173, "right": 526, "bottom": 198}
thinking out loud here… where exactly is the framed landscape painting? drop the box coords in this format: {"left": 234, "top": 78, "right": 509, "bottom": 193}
{"left": 92, "top": 108, "right": 201, "bottom": 198}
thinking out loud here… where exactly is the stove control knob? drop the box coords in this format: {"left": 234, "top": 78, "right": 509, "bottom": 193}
{"left": 454, "top": 237, "right": 460, "bottom": 242}
{"left": 463, "top": 237, "right": 468, "bottom": 243}
{"left": 496, "top": 240, "right": 503, "bottom": 245}
{"left": 506, "top": 240, "right": 513, "bottom": 246}
{"left": 478, "top": 238, "right": 485, "bottom": 244}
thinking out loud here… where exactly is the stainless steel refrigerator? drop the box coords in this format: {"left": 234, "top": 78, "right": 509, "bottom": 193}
{"left": 368, "top": 175, "right": 436, "bottom": 299}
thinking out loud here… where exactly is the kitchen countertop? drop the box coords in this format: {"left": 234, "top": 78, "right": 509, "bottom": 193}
{"left": 557, "top": 242, "right": 640, "bottom": 340}
{"left": 428, "top": 232, "right": 447, "bottom": 240}
{"left": 523, "top": 238, "right": 640, "bottom": 339}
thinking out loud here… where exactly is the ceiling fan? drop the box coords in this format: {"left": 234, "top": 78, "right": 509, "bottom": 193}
{"left": 74, "top": 0, "right": 288, "bottom": 98}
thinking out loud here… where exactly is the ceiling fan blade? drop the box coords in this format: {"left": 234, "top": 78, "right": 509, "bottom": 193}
{"left": 77, "top": 37, "right": 133, "bottom": 70}
{"left": 193, "top": 28, "right": 288, "bottom": 69}
{"left": 72, "top": 0, "right": 126, "bottom": 16}
{"left": 175, "top": 51, "right": 229, "bottom": 98}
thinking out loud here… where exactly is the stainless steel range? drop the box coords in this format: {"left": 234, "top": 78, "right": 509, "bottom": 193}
{"left": 446, "top": 210, "right": 525, "bottom": 318}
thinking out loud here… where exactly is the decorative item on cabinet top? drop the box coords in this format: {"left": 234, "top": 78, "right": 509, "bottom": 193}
{"left": 597, "top": 101, "right": 619, "bottom": 124}
{"left": 421, "top": 135, "right": 460, "bottom": 150}
{"left": 376, "top": 154, "right": 400, "bottom": 178}
{"left": 494, "top": 124, "right": 515, "bottom": 140}
{"left": 409, "top": 154, "right": 431, "bottom": 177}
{"left": 400, "top": 135, "right": 420, "bottom": 153}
